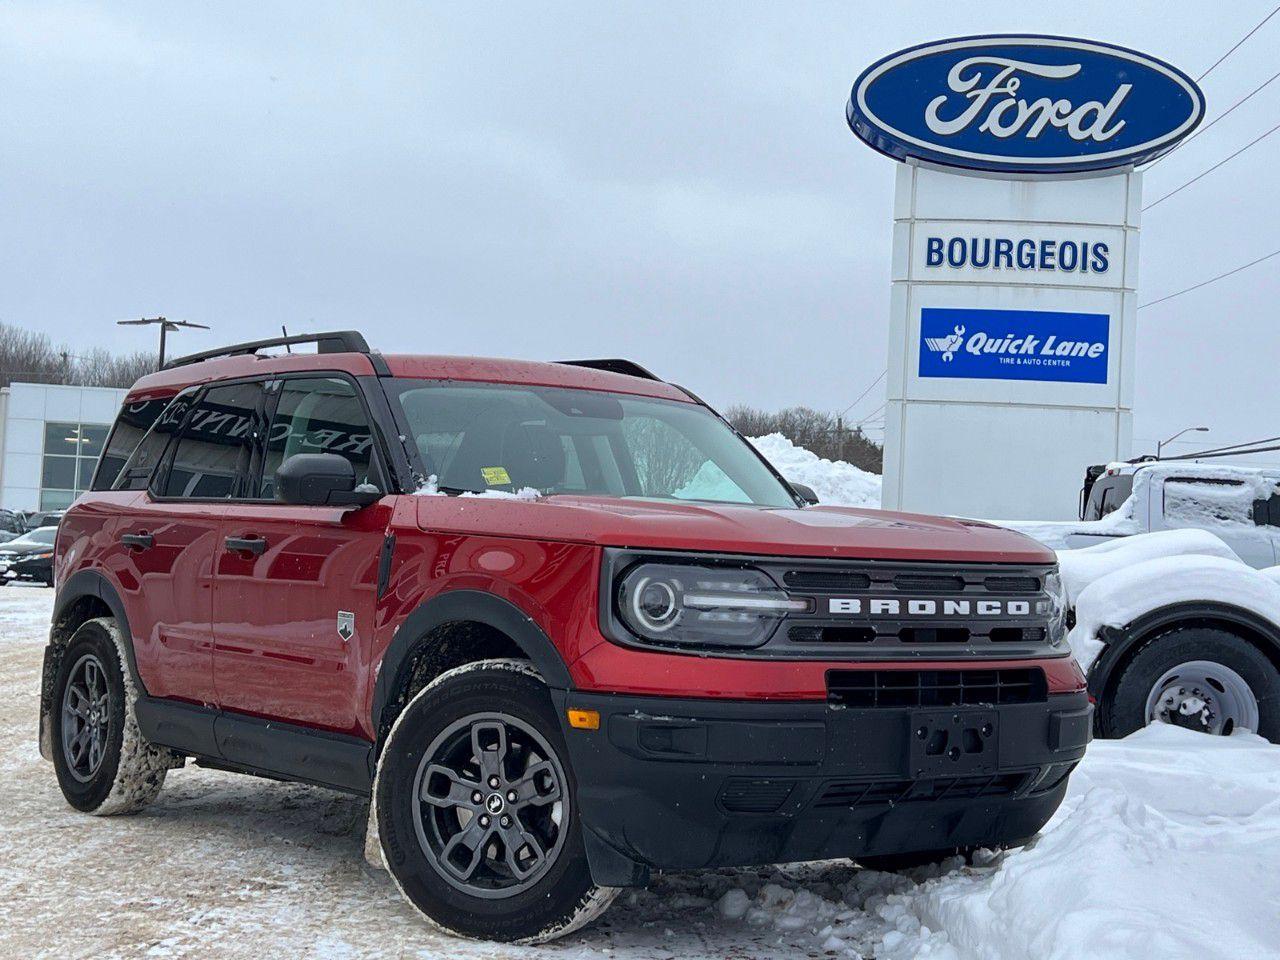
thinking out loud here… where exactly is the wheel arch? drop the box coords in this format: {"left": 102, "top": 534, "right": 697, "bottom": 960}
{"left": 40, "top": 570, "right": 142, "bottom": 761}
{"left": 371, "top": 589, "right": 573, "bottom": 750}
{"left": 1087, "top": 600, "right": 1280, "bottom": 716}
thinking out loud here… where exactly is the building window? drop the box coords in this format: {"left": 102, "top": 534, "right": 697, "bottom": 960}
{"left": 41, "top": 422, "right": 108, "bottom": 510}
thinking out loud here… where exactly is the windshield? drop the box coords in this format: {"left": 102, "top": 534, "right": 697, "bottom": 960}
{"left": 386, "top": 380, "right": 797, "bottom": 508}
{"left": 10, "top": 527, "right": 55, "bottom": 547}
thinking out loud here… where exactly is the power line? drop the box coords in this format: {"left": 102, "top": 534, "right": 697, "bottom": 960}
{"left": 1146, "top": 66, "right": 1280, "bottom": 169}
{"left": 1143, "top": 118, "right": 1280, "bottom": 211}
{"left": 839, "top": 369, "right": 886, "bottom": 419}
{"left": 1138, "top": 246, "right": 1280, "bottom": 309}
{"left": 1196, "top": 3, "right": 1280, "bottom": 82}
{"left": 856, "top": 402, "right": 885, "bottom": 428}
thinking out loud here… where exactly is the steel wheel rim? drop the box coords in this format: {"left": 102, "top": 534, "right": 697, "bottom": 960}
{"left": 411, "top": 711, "right": 568, "bottom": 899}
{"left": 61, "top": 653, "right": 111, "bottom": 782}
{"left": 1145, "top": 659, "right": 1259, "bottom": 735}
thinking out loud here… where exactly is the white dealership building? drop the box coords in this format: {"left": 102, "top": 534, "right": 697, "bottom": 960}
{"left": 0, "top": 382, "right": 127, "bottom": 512}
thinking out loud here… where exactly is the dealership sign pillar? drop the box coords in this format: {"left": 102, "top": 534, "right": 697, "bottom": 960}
{"left": 848, "top": 36, "right": 1204, "bottom": 520}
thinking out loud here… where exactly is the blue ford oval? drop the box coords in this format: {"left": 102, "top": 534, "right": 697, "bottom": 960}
{"left": 847, "top": 35, "right": 1205, "bottom": 175}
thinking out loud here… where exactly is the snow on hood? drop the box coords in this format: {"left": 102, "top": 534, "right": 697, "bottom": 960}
{"left": 1067, "top": 552, "right": 1280, "bottom": 670}
{"left": 1055, "top": 528, "right": 1239, "bottom": 604}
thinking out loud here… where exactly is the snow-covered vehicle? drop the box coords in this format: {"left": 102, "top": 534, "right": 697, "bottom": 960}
{"left": 1007, "top": 461, "right": 1280, "bottom": 568}
{"left": 1058, "top": 530, "right": 1280, "bottom": 743}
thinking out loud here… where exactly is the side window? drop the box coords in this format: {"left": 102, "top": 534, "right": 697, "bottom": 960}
{"left": 1161, "top": 477, "right": 1251, "bottom": 527}
{"left": 94, "top": 398, "right": 172, "bottom": 490}
{"left": 159, "top": 382, "right": 263, "bottom": 499}
{"left": 260, "top": 377, "right": 377, "bottom": 499}
{"left": 113, "top": 394, "right": 193, "bottom": 491}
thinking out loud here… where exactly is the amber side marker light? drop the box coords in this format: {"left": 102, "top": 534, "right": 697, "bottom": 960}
{"left": 567, "top": 708, "right": 600, "bottom": 730}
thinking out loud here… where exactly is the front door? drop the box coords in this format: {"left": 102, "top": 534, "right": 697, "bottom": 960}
{"left": 212, "top": 375, "right": 390, "bottom": 734}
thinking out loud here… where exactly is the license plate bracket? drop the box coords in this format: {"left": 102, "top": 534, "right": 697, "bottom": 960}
{"left": 909, "top": 708, "right": 999, "bottom": 778}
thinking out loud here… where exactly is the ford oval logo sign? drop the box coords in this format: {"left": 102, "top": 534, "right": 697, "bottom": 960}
{"left": 847, "top": 35, "right": 1205, "bottom": 175}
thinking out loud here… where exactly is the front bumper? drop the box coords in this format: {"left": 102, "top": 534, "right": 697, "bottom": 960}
{"left": 0, "top": 556, "right": 51, "bottom": 582}
{"left": 555, "top": 690, "right": 1091, "bottom": 886}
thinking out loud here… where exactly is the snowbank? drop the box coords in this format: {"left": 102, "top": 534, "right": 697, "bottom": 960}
{"left": 748, "top": 434, "right": 882, "bottom": 509}
{"left": 876, "top": 725, "right": 1280, "bottom": 960}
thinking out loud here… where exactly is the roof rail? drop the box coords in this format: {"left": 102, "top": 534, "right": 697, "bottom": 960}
{"left": 557, "top": 358, "right": 662, "bottom": 381}
{"left": 164, "top": 330, "right": 371, "bottom": 369}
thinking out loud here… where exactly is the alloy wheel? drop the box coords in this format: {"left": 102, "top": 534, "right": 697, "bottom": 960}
{"left": 61, "top": 653, "right": 111, "bottom": 782}
{"left": 411, "top": 711, "right": 568, "bottom": 899}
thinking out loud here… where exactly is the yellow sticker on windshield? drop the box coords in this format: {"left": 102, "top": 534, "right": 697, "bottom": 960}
{"left": 481, "top": 466, "right": 511, "bottom": 486}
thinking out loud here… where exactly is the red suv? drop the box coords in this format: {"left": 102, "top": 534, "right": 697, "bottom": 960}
{"left": 40, "top": 331, "right": 1089, "bottom": 943}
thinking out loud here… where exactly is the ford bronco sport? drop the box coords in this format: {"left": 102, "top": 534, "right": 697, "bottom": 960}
{"left": 40, "top": 331, "right": 1089, "bottom": 943}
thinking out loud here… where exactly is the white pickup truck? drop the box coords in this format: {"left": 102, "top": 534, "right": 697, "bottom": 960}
{"left": 1004, "top": 461, "right": 1280, "bottom": 568}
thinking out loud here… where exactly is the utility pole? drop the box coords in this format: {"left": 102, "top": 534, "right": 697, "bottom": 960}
{"left": 116, "top": 317, "right": 211, "bottom": 369}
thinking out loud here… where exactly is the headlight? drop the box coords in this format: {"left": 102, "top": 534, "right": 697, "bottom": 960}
{"left": 1044, "top": 569, "right": 1069, "bottom": 647}
{"left": 615, "top": 562, "right": 811, "bottom": 649}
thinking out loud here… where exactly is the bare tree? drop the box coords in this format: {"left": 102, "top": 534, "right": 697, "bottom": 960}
{"left": 0, "top": 322, "right": 157, "bottom": 389}
{"left": 725, "top": 405, "right": 883, "bottom": 474}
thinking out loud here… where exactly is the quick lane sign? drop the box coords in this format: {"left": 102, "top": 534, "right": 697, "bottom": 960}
{"left": 847, "top": 35, "right": 1205, "bottom": 175}
{"left": 918, "top": 307, "right": 1109, "bottom": 383}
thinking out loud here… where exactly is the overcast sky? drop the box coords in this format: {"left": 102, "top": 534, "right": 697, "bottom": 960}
{"left": 1, "top": 1, "right": 1276, "bottom": 457}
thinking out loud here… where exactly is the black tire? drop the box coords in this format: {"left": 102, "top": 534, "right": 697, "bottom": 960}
{"left": 374, "top": 659, "right": 616, "bottom": 943}
{"left": 50, "top": 618, "right": 173, "bottom": 814}
{"left": 1102, "top": 628, "right": 1280, "bottom": 743}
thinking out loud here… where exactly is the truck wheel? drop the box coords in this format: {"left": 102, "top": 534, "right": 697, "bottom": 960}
{"left": 1104, "top": 628, "right": 1280, "bottom": 742}
{"left": 50, "top": 618, "right": 173, "bottom": 814}
{"left": 374, "top": 659, "right": 617, "bottom": 943}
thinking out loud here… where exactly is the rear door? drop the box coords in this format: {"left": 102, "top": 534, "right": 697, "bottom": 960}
{"left": 212, "top": 374, "right": 391, "bottom": 733}
{"left": 103, "top": 383, "right": 261, "bottom": 704}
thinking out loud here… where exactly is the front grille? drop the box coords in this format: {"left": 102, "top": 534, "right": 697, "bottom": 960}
{"left": 813, "top": 772, "right": 1026, "bottom": 808}
{"left": 718, "top": 778, "right": 797, "bottom": 814}
{"left": 897, "top": 626, "right": 969, "bottom": 644}
{"left": 783, "top": 570, "right": 872, "bottom": 592}
{"left": 826, "top": 668, "right": 1048, "bottom": 707}
{"left": 789, "top": 625, "right": 877, "bottom": 644}
{"left": 893, "top": 573, "right": 965, "bottom": 593}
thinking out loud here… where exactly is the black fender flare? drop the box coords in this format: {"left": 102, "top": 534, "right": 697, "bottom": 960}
{"left": 40, "top": 570, "right": 143, "bottom": 760}
{"left": 370, "top": 589, "right": 573, "bottom": 740}
{"left": 1087, "top": 600, "right": 1280, "bottom": 703}
{"left": 50, "top": 569, "right": 145, "bottom": 693}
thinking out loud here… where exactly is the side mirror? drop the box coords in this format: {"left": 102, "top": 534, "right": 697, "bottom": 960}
{"left": 790, "top": 481, "right": 820, "bottom": 506}
{"left": 275, "top": 453, "right": 380, "bottom": 508}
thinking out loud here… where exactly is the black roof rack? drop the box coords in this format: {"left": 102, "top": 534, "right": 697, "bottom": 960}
{"left": 556, "top": 358, "right": 662, "bottom": 381}
{"left": 164, "top": 331, "right": 371, "bottom": 370}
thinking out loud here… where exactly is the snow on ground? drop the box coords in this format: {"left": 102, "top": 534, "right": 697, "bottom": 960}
{"left": 4, "top": 584, "right": 1280, "bottom": 958}
{"left": 749, "top": 434, "right": 882, "bottom": 508}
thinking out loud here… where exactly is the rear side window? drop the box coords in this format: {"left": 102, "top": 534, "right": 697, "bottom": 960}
{"left": 259, "top": 377, "right": 377, "bottom": 499}
{"left": 112, "top": 395, "right": 193, "bottom": 491}
{"left": 1083, "top": 475, "right": 1133, "bottom": 521}
{"left": 159, "top": 382, "right": 263, "bottom": 499}
{"left": 93, "top": 398, "right": 171, "bottom": 491}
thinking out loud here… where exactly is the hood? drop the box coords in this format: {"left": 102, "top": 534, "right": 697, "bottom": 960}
{"left": 415, "top": 495, "right": 1055, "bottom": 564}
{"left": 0, "top": 541, "right": 52, "bottom": 557}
